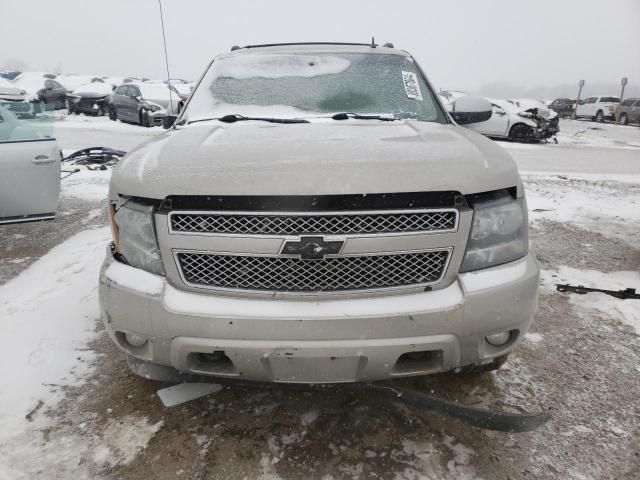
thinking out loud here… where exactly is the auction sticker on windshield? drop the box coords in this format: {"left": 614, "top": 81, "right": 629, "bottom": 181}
{"left": 402, "top": 71, "right": 423, "bottom": 100}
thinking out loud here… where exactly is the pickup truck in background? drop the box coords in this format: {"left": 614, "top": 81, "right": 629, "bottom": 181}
{"left": 575, "top": 95, "right": 620, "bottom": 122}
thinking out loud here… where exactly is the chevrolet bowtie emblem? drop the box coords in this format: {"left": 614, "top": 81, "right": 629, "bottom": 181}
{"left": 281, "top": 236, "right": 344, "bottom": 260}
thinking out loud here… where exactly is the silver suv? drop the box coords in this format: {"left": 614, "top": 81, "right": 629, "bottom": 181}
{"left": 99, "top": 42, "right": 539, "bottom": 384}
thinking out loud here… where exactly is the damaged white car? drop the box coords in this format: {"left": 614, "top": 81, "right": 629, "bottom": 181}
{"left": 461, "top": 97, "right": 558, "bottom": 142}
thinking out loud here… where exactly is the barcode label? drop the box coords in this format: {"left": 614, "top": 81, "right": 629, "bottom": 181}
{"left": 402, "top": 71, "right": 423, "bottom": 101}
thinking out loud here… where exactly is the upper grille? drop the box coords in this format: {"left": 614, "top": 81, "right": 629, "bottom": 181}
{"left": 176, "top": 249, "right": 450, "bottom": 293}
{"left": 170, "top": 210, "right": 457, "bottom": 236}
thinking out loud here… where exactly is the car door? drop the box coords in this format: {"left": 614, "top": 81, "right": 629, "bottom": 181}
{"left": 112, "top": 85, "right": 128, "bottom": 119}
{"left": 126, "top": 85, "right": 142, "bottom": 123}
{"left": 42, "top": 79, "right": 57, "bottom": 107}
{"left": 0, "top": 106, "right": 61, "bottom": 223}
{"left": 633, "top": 99, "right": 640, "bottom": 123}
{"left": 49, "top": 80, "right": 67, "bottom": 109}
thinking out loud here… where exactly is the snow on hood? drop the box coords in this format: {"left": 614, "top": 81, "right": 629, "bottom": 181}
{"left": 110, "top": 120, "right": 519, "bottom": 199}
{"left": 72, "top": 82, "right": 113, "bottom": 97}
{"left": 0, "top": 78, "right": 27, "bottom": 98}
{"left": 213, "top": 54, "right": 351, "bottom": 79}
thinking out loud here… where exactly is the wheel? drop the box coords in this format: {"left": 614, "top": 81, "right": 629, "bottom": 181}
{"left": 595, "top": 110, "right": 604, "bottom": 123}
{"left": 108, "top": 106, "right": 117, "bottom": 121}
{"left": 509, "top": 123, "right": 534, "bottom": 142}
{"left": 457, "top": 353, "right": 510, "bottom": 374}
{"left": 619, "top": 113, "right": 628, "bottom": 125}
{"left": 140, "top": 109, "right": 151, "bottom": 127}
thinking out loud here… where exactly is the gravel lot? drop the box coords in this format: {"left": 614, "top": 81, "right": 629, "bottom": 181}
{"left": 1, "top": 117, "right": 638, "bottom": 480}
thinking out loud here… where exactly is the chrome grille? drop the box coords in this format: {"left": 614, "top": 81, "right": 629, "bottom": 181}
{"left": 170, "top": 210, "right": 457, "bottom": 235}
{"left": 176, "top": 250, "right": 450, "bottom": 292}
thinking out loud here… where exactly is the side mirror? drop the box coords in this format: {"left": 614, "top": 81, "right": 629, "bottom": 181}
{"left": 163, "top": 115, "right": 177, "bottom": 129}
{"left": 449, "top": 96, "right": 493, "bottom": 125}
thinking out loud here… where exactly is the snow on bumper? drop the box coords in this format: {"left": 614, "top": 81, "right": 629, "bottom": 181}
{"left": 99, "top": 250, "right": 540, "bottom": 383}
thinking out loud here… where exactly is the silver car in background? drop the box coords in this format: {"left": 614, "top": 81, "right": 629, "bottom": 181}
{"left": 107, "top": 82, "right": 180, "bottom": 127}
{"left": 0, "top": 105, "right": 60, "bottom": 224}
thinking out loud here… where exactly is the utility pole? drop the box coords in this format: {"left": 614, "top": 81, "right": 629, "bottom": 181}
{"left": 615, "top": 77, "right": 627, "bottom": 124}
{"left": 572, "top": 80, "right": 585, "bottom": 120}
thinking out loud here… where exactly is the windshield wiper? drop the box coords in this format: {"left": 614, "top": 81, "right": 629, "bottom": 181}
{"left": 331, "top": 112, "right": 396, "bottom": 121}
{"left": 188, "top": 114, "right": 309, "bottom": 125}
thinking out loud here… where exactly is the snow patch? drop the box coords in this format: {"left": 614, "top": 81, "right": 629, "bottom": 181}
{"left": 541, "top": 267, "right": 640, "bottom": 333}
{"left": 93, "top": 416, "right": 164, "bottom": 468}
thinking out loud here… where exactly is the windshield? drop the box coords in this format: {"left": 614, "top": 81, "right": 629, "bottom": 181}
{"left": 185, "top": 52, "right": 447, "bottom": 123}
{"left": 138, "top": 84, "right": 174, "bottom": 100}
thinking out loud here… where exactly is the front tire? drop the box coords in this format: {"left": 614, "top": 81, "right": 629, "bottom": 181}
{"left": 140, "top": 109, "right": 151, "bottom": 127}
{"left": 108, "top": 106, "right": 117, "bottom": 121}
{"left": 595, "top": 110, "right": 604, "bottom": 123}
{"left": 619, "top": 113, "right": 628, "bottom": 125}
{"left": 509, "top": 123, "right": 534, "bottom": 142}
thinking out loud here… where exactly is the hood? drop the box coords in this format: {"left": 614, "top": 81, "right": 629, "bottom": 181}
{"left": 0, "top": 85, "right": 27, "bottom": 101}
{"left": 110, "top": 120, "right": 520, "bottom": 200}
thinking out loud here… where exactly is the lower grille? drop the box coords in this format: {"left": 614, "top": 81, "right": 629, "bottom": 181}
{"left": 176, "top": 249, "right": 450, "bottom": 293}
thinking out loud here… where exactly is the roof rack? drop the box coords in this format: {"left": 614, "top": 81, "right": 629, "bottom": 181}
{"left": 231, "top": 41, "right": 395, "bottom": 51}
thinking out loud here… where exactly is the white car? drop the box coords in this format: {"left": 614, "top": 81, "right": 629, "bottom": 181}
{"left": 0, "top": 77, "right": 40, "bottom": 118}
{"left": 575, "top": 95, "right": 620, "bottom": 122}
{"left": 0, "top": 105, "right": 61, "bottom": 224}
{"left": 462, "top": 98, "right": 543, "bottom": 141}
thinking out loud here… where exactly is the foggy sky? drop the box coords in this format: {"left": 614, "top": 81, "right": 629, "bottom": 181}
{"left": 1, "top": 0, "right": 639, "bottom": 97}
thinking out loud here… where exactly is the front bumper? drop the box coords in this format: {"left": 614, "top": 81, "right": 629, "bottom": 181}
{"left": 99, "top": 251, "right": 540, "bottom": 383}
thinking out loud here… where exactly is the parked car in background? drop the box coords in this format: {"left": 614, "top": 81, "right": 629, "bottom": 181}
{"left": 0, "top": 70, "right": 21, "bottom": 80}
{"left": 575, "top": 95, "right": 620, "bottom": 122}
{"left": 108, "top": 83, "right": 180, "bottom": 126}
{"left": 548, "top": 98, "right": 575, "bottom": 118}
{"left": 102, "top": 76, "right": 136, "bottom": 90}
{"left": 617, "top": 98, "right": 640, "bottom": 125}
{"left": 12, "top": 74, "right": 68, "bottom": 110}
{"left": 0, "top": 77, "right": 41, "bottom": 118}
{"left": 462, "top": 98, "right": 549, "bottom": 142}
{"left": 0, "top": 105, "right": 60, "bottom": 224}
{"left": 68, "top": 82, "right": 114, "bottom": 116}
{"left": 55, "top": 74, "right": 105, "bottom": 92}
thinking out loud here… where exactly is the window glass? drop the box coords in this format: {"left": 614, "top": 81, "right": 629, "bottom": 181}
{"left": 583, "top": 97, "right": 596, "bottom": 104}
{"left": 115, "top": 85, "right": 128, "bottom": 95}
{"left": 634, "top": 100, "right": 640, "bottom": 107}
{"left": 50, "top": 80, "right": 63, "bottom": 90}
{"left": 600, "top": 97, "right": 619, "bottom": 103}
{"left": 621, "top": 99, "right": 635, "bottom": 106}
{"left": 128, "top": 86, "right": 140, "bottom": 97}
{"left": 186, "top": 52, "right": 447, "bottom": 123}
{"left": 0, "top": 104, "right": 53, "bottom": 143}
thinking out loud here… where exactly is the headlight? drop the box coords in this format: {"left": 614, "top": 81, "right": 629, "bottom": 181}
{"left": 109, "top": 198, "right": 165, "bottom": 275}
{"left": 460, "top": 190, "right": 528, "bottom": 272}
{"left": 147, "top": 102, "right": 163, "bottom": 112}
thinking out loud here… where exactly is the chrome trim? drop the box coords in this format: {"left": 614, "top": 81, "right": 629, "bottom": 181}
{"left": 167, "top": 208, "right": 460, "bottom": 238}
{"left": 172, "top": 247, "right": 453, "bottom": 296}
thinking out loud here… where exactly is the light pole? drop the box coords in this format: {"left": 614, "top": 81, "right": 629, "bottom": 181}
{"left": 572, "top": 80, "right": 585, "bottom": 120}
{"left": 616, "top": 77, "right": 627, "bottom": 124}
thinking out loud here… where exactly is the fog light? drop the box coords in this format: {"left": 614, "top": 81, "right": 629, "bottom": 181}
{"left": 124, "top": 333, "right": 148, "bottom": 348}
{"left": 486, "top": 331, "right": 511, "bottom": 347}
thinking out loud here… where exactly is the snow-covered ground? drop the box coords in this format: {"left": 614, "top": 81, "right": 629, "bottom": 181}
{"left": 0, "top": 115, "right": 639, "bottom": 479}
